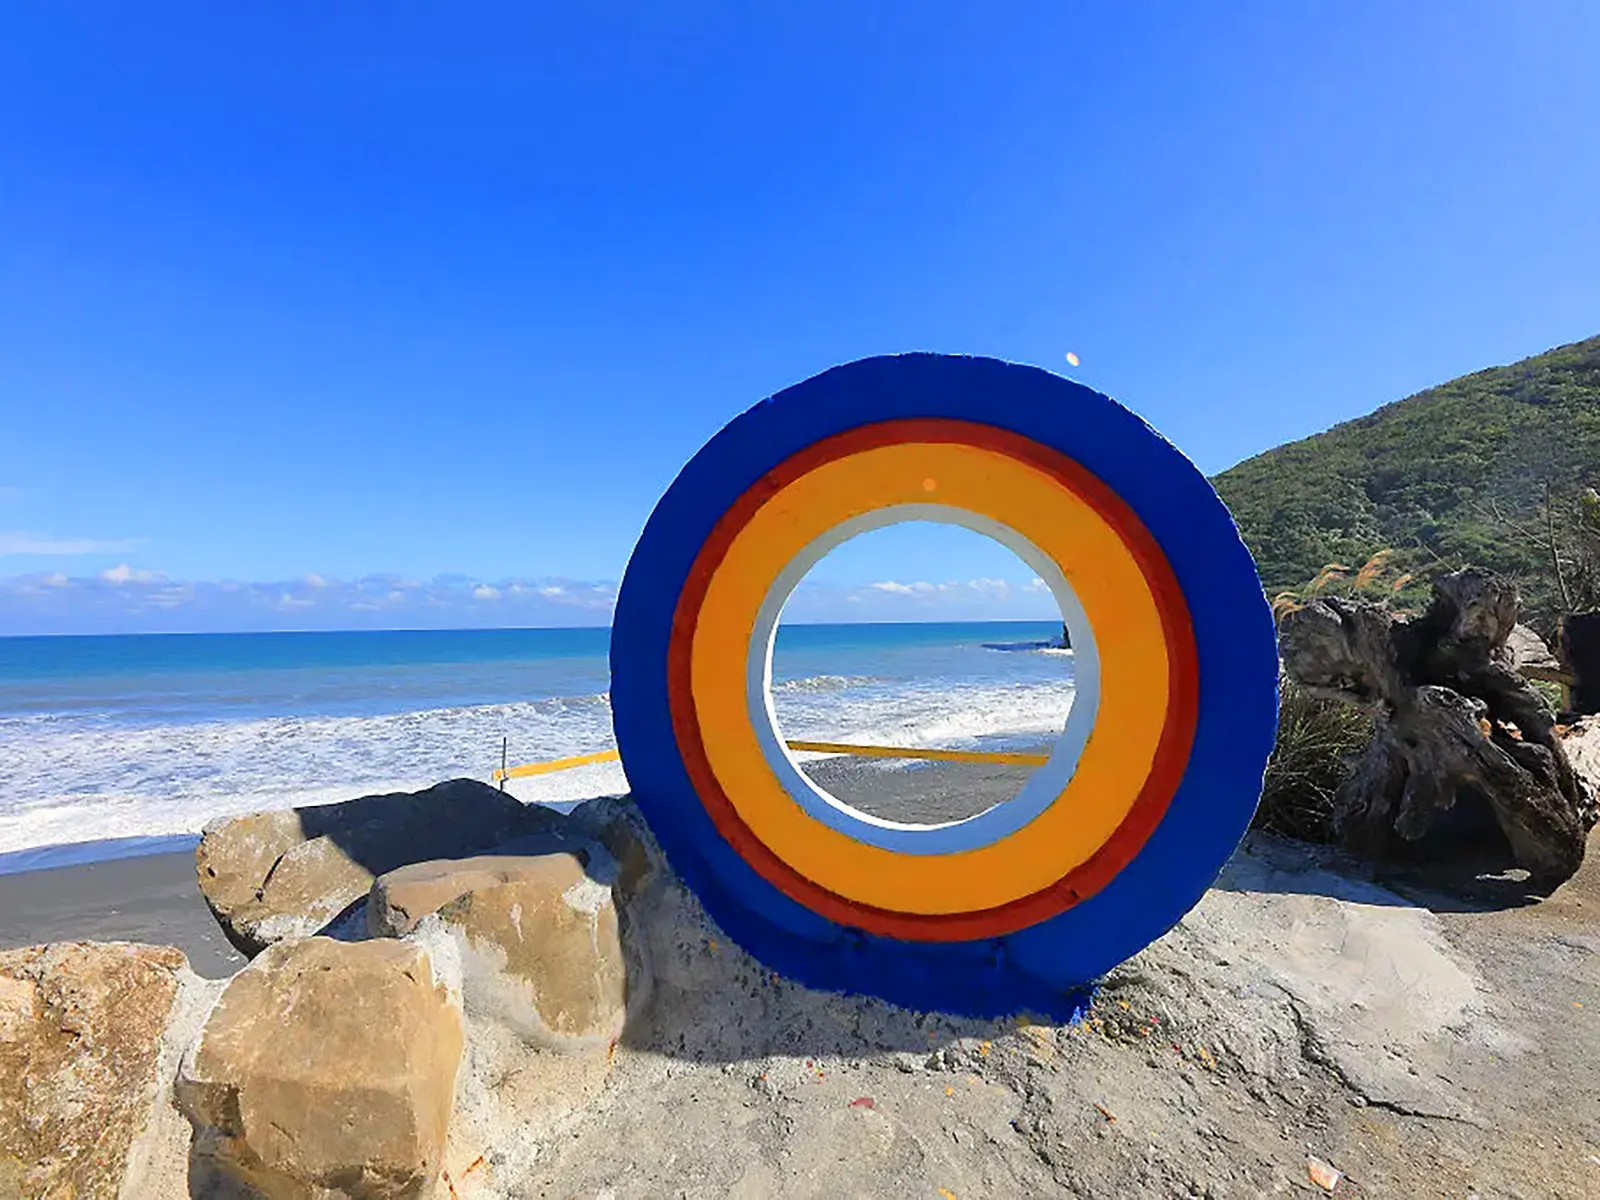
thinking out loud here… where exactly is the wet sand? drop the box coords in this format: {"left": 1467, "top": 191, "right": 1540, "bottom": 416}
{"left": 0, "top": 851, "right": 248, "bottom": 978}
{"left": 0, "top": 751, "right": 1045, "bottom": 978}
{"left": 802, "top": 746, "right": 1042, "bottom": 823}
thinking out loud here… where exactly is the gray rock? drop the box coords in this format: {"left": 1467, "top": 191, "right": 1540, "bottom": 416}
{"left": 194, "top": 779, "right": 571, "bottom": 956}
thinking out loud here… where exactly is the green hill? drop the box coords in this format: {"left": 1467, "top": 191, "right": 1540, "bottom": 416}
{"left": 1212, "top": 333, "right": 1600, "bottom": 619}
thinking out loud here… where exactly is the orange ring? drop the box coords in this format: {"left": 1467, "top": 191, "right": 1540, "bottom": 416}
{"left": 667, "top": 419, "right": 1200, "bottom": 941}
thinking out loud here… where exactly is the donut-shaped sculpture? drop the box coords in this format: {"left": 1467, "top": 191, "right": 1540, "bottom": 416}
{"left": 610, "top": 354, "right": 1279, "bottom": 1018}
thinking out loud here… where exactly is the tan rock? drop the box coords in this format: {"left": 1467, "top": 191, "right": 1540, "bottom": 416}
{"left": 0, "top": 941, "right": 187, "bottom": 1200}
{"left": 177, "top": 936, "right": 464, "bottom": 1200}
{"left": 371, "top": 851, "right": 632, "bottom": 1051}
{"left": 195, "top": 778, "right": 572, "bottom": 956}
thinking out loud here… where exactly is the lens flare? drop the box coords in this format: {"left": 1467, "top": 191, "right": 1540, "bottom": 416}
{"left": 1065, "top": 352, "right": 1080, "bottom": 368}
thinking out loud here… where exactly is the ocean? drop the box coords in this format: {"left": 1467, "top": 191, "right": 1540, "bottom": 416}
{"left": 0, "top": 622, "right": 1075, "bottom": 871}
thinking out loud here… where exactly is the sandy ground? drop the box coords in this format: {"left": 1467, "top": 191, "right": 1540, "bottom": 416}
{"left": 529, "top": 823, "right": 1600, "bottom": 1200}
{"left": 802, "top": 750, "right": 1039, "bottom": 824}
{"left": 2, "top": 757, "right": 1597, "bottom": 1197}
{"left": 0, "top": 850, "right": 246, "bottom": 978}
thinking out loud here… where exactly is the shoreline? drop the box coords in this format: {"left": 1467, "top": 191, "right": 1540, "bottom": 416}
{"left": 0, "top": 749, "right": 1049, "bottom": 979}
{"left": 0, "top": 833, "right": 203, "bottom": 878}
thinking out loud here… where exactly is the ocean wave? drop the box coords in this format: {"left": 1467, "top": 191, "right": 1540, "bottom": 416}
{"left": 770, "top": 674, "right": 882, "bottom": 693}
{"left": 0, "top": 677, "right": 1076, "bottom": 857}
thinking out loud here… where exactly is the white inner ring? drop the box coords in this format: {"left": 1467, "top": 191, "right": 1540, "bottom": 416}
{"left": 745, "top": 505, "right": 1101, "bottom": 855}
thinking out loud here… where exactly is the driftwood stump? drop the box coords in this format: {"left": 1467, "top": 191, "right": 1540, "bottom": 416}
{"left": 1278, "top": 568, "right": 1597, "bottom": 887}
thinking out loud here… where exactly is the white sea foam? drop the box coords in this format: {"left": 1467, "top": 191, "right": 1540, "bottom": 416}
{"left": 0, "top": 674, "right": 1073, "bottom": 857}
{"left": 770, "top": 674, "right": 883, "bottom": 693}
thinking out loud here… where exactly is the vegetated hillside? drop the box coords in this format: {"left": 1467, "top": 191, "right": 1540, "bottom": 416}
{"left": 1213, "top": 333, "right": 1600, "bottom": 613}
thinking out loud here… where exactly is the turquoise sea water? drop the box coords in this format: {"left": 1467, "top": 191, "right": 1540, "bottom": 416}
{"left": 0, "top": 622, "right": 1074, "bottom": 865}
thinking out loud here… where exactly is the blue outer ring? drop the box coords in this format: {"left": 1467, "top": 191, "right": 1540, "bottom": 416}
{"left": 610, "top": 354, "right": 1279, "bottom": 1019}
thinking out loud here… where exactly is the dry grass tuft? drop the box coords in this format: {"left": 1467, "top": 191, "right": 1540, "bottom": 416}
{"left": 1254, "top": 679, "right": 1373, "bottom": 843}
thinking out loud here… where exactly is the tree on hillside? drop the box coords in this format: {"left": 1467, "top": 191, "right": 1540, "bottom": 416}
{"left": 1213, "top": 333, "right": 1600, "bottom": 606}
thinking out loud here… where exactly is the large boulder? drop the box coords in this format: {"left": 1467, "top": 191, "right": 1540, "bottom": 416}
{"left": 369, "top": 847, "right": 636, "bottom": 1052}
{"left": 0, "top": 942, "right": 188, "bottom": 1200}
{"left": 177, "top": 936, "right": 464, "bottom": 1200}
{"left": 195, "top": 778, "right": 571, "bottom": 956}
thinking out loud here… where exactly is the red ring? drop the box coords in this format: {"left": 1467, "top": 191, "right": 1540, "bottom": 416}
{"left": 666, "top": 419, "right": 1200, "bottom": 941}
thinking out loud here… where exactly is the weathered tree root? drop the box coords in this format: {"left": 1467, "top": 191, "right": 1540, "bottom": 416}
{"left": 1278, "top": 569, "right": 1597, "bottom": 887}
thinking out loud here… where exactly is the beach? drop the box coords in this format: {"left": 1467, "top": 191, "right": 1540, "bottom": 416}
{"left": 0, "top": 623, "right": 1074, "bottom": 854}
{"left": 0, "top": 849, "right": 245, "bottom": 977}
{"left": 7, "top": 765, "right": 1590, "bottom": 1199}
{"left": 0, "top": 622, "right": 1068, "bottom": 976}
{"left": 3, "top": 672, "right": 1598, "bottom": 1196}
{"left": 0, "top": 748, "right": 1045, "bottom": 979}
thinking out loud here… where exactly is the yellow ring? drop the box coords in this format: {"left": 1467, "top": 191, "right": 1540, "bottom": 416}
{"left": 689, "top": 441, "right": 1173, "bottom": 914}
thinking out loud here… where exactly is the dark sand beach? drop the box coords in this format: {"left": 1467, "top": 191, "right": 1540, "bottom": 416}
{"left": 0, "top": 850, "right": 247, "bottom": 977}
{"left": 0, "top": 750, "right": 1045, "bottom": 979}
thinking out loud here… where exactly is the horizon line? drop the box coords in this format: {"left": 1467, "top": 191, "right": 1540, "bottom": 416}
{"left": 0, "top": 615, "right": 1066, "bottom": 641}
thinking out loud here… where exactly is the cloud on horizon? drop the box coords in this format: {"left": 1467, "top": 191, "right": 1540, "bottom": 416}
{"left": 0, "top": 530, "right": 147, "bottom": 556}
{"left": 0, "top": 568, "right": 620, "bottom": 635}
{"left": 0, "top": 567, "right": 1061, "bottom": 635}
{"left": 781, "top": 574, "right": 1059, "bottom": 625}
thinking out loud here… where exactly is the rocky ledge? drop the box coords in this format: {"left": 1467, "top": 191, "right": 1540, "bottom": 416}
{"left": 4, "top": 781, "right": 659, "bottom": 1199}
{"left": 3, "top": 770, "right": 1599, "bottom": 1198}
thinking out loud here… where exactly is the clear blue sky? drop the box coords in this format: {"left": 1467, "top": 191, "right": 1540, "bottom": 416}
{"left": 3, "top": 3, "right": 1598, "bottom": 633}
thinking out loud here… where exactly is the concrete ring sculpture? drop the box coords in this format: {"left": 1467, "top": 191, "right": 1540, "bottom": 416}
{"left": 610, "top": 354, "right": 1279, "bottom": 1018}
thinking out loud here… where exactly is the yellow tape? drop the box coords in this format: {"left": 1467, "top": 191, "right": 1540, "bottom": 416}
{"left": 495, "top": 747, "right": 620, "bottom": 781}
{"left": 492, "top": 741, "right": 1049, "bottom": 782}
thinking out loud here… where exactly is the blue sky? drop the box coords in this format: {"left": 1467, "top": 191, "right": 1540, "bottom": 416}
{"left": 3, "top": 2, "right": 1598, "bottom": 634}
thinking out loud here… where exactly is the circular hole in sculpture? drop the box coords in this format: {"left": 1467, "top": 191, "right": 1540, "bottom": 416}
{"left": 760, "top": 516, "right": 1090, "bottom": 835}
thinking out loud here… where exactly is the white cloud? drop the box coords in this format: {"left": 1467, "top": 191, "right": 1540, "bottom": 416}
{"left": 147, "top": 585, "right": 194, "bottom": 609}
{"left": 0, "top": 569, "right": 624, "bottom": 634}
{"left": 302, "top": 573, "right": 328, "bottom": 588}
{"left": 864, "top": 578, "right": 1015, "bottom": 600}
{"left": 101, "top": 563, "right": 159, "bottom": 584}
{"left": 0, "top": 532, "right": 145, "bottom": 556}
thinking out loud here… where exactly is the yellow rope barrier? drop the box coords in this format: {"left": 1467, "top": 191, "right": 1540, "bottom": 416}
{"left": 492, "top": 740, "right": 1049, "bottom": 782}
{"left": 494, "top": 747, "right": 620, "bottom": 781}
